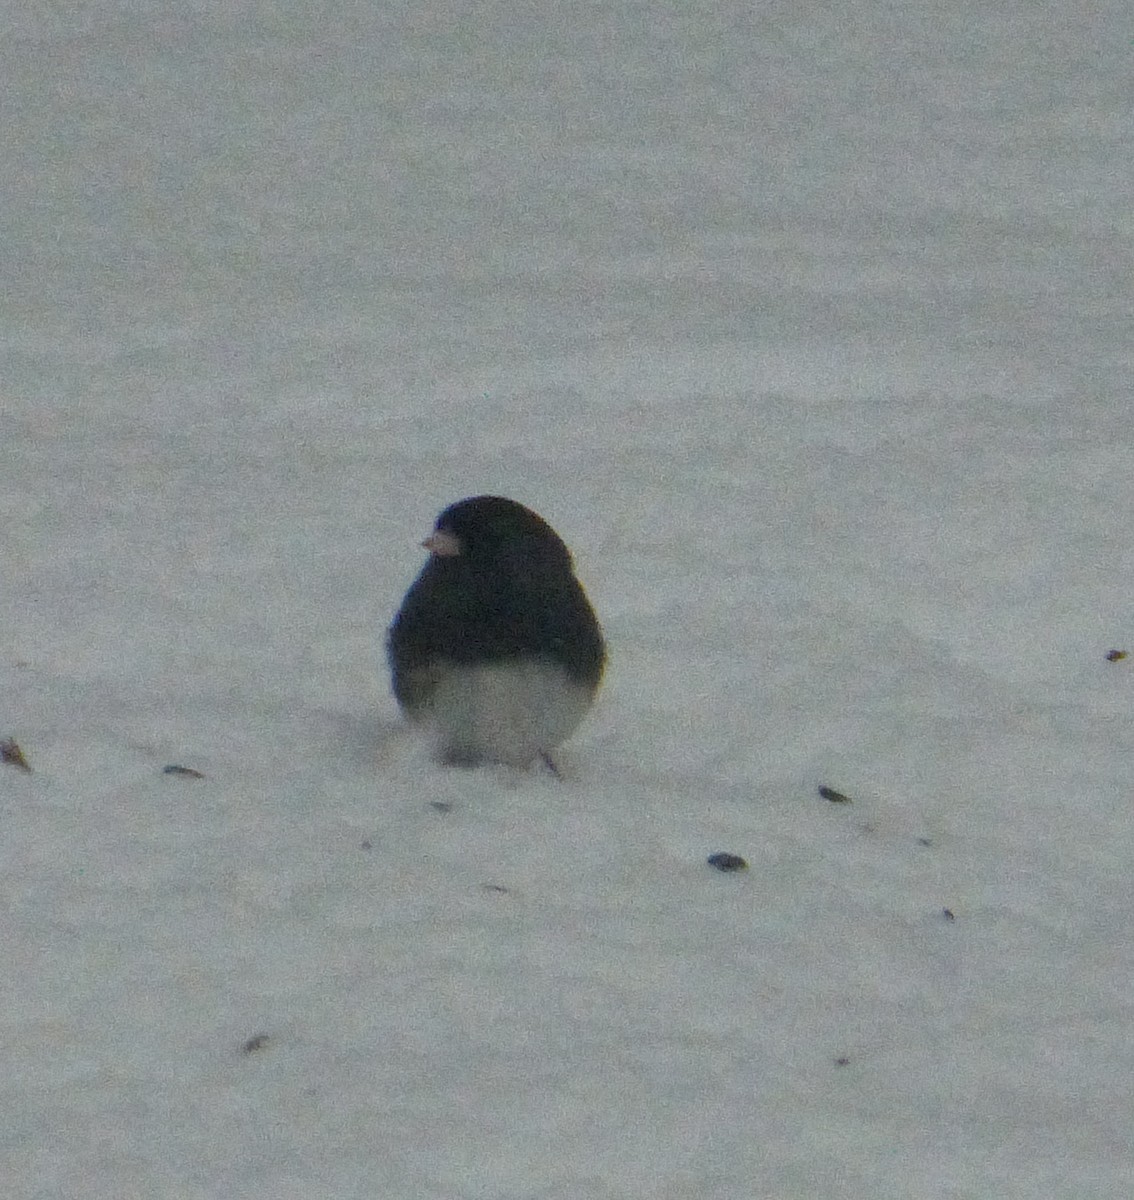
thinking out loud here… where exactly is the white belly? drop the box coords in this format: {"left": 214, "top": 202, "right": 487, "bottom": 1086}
{"left": 420, "top": 659, "right": 594, "bottom": 767}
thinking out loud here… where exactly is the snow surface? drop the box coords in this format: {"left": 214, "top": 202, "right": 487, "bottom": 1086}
{"left": 3, "top": 1, "right": 1132, "bottom": 1197}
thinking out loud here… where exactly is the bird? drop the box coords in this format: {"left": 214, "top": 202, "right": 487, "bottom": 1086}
{"left": 387, "top": 496, "right": 605, "bottom": 771}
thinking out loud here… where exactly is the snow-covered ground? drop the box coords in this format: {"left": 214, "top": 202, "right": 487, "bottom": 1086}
{"left": 3, "top": 1, "right": 1132, "bottom": 1197}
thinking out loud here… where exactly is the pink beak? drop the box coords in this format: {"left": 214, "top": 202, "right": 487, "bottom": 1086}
{"left": 422, "top": 529, "right": 461, "bottom": 557}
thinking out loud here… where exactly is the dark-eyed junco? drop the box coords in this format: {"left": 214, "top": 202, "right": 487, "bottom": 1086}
{"left": 387, "top": 496, "right": 605, "bottom": 770}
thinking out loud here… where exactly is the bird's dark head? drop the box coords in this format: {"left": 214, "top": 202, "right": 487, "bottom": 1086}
{"left": 424, "top": 495, "right": 574, "bottom": 572}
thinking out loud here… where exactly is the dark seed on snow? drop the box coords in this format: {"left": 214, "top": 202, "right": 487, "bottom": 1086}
{"left": 241, "top": 1033, "right": 271, "bottom": 1055}
{"left": 707, "top": 852, "right": 748, "bottom": 873}
{"left": 818, "top": 785, "right": 852, "bottom": 804}
{"left": 942, "top": 908, "right": 956, "bottom": 921}
{"left": 1105, "top": 649, "right": 1128, "bottom": 662}
{"left": 1, "top": 738, "right": 32, "bottom": 773}
{"left": 162, "top": 764, "right": 205, "bottom": 779}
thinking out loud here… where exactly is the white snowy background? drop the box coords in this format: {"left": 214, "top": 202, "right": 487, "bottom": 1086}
{"left": 2, "top": 1, "right": 1132, "bottom": 1197}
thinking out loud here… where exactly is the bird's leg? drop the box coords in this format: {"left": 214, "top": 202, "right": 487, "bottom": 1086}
{"left": 539, "top": 752, "right": 563, "bottom": 779}
{"left": 439, "top": 746, "right": 485, "bottom": 768}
